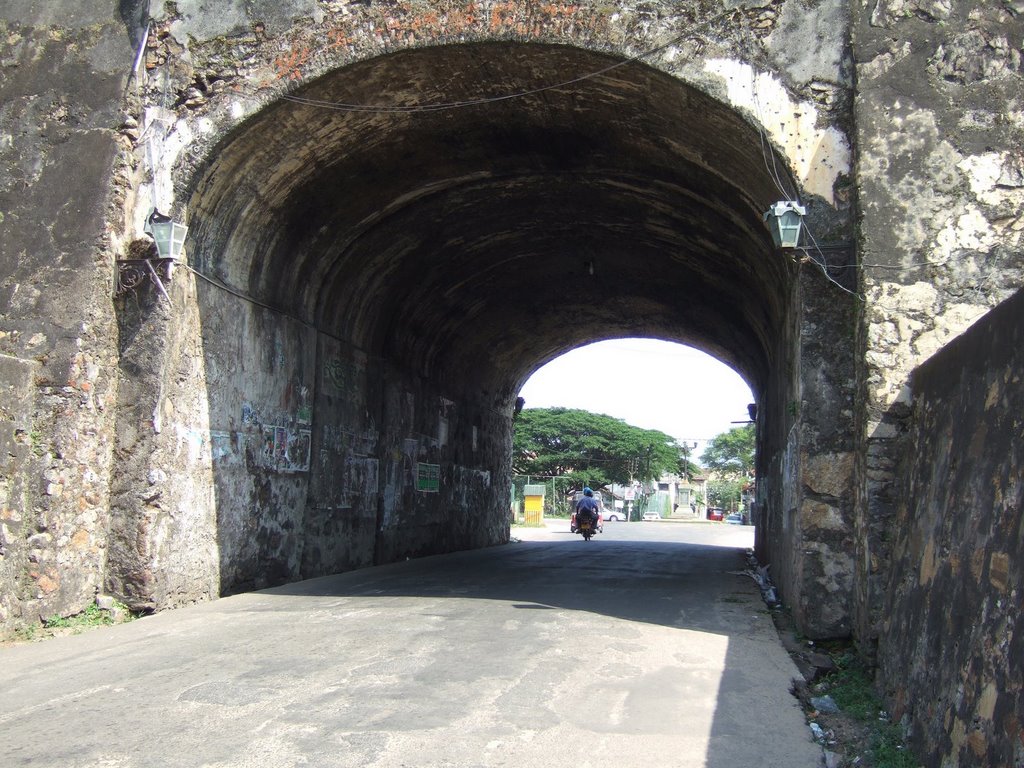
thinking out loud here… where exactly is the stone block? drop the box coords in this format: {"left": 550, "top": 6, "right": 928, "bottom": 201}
{"left": 801, "top": 500, "right": 846, "bottom": 532}
{"left": 988, "top": 551, "right": 1009, "bottom": 593}
{"left": 803, "top": 452, "right": 854, "bottom": 498}
{"left": 95, "top": 594, "right": 116, "bottom": 610}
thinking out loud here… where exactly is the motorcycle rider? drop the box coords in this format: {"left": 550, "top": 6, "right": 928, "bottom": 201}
{"left": 575, "top": 487, "right": 600, "bottom": 531}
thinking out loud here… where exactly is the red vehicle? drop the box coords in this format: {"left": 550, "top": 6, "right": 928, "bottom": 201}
{"left": 707, "top": 508, "right": 725, "bottom": 521}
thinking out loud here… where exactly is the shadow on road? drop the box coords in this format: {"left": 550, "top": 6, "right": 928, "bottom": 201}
{"left": 254, "top": 528, "right": 816, "bottom": 767}
{"left": 267, "top": 535, "right": 751, "bottom": 636}
{"left": 2, "top": 526, "right": 818, "bottom": 768}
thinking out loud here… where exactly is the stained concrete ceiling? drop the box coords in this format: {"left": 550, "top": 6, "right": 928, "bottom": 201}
{"left": 188, "top": 42, "right": 794, "bottom": 403}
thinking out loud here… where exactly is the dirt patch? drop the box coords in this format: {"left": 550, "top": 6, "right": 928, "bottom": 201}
{"left": 770, "top": 608, "right": 920, "bottom": 768}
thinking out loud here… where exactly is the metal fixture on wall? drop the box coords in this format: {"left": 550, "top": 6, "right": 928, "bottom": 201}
{"left": 115, "top": 209, "right": 188, "bottom": 300}
{"left": 763, "top": 201, "right": 806, "bottom": 248}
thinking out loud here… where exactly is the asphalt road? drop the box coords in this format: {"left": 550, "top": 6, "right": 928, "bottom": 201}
{"left": 2, "top": 519, "right": 822, "bottom": 767}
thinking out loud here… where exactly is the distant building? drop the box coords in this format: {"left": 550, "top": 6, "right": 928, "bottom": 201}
{"left": 609, "top": 473, "right": 707, "bottom": 518}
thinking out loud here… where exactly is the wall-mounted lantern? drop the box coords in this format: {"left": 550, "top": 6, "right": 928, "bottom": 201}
{"left": 143, "top": 209, "right": 188, "bottom": 260}
{"left": 115, "top": 209, "right": 187, "bottom": 299}
{"left": 764, "top": 201, "right": 806, "bottom": 249}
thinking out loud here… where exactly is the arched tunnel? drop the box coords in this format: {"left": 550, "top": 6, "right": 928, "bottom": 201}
{"left": 190, "top": 42, "right": 792, "bottom": 391}
{"left": 145, "top": 41, "right": 803, "bottom": 598}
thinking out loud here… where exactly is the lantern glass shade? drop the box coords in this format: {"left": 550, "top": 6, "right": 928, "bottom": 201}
{"left": 144, "top": 210, "right": 188, "bottom": 259}
{"left": 764, "top": 201, "right": 806, "bottom": 248}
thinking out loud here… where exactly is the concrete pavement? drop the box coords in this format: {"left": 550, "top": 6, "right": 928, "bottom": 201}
{"left": 2, "top": 520, "right": 821, "bottom": 767}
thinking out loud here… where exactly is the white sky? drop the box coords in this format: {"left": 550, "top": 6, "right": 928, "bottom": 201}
{"left": 516, "top": 338, "right": 754, "bottom": 456}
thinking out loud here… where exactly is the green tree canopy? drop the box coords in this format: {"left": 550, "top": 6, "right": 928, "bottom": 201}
{"left": 512, "top": 407, "right": 683, "bottom": 490}
{"left": 706, "top": 478, "right": 745, "bottom": 509}
{"left": 699, "top": 423, "right": 755, "bottom": 478}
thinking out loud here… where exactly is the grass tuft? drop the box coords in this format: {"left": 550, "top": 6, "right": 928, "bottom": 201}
{"left": 44, "top": 603, "right": 118, "bottom": 630}
{"left": 871, "top": 723, "right": 920, "bottom": 768}
{"left": 2, "top": 599, "right": 139, "bottom": 645}
{"left": 819, "top": 651, "right": 920, "bottom": 768}
{"left": 827, "top": 653, "right": 879, "bottom": 721}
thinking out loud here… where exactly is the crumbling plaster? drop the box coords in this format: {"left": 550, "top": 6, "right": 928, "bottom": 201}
{"left": 851, "top": 0, "right": 1024, "bottom": 663}
{"left": 704, "top": 58, "right": 851, "bottom": 204}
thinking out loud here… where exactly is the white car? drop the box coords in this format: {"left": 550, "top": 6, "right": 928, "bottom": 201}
{"left": 642, "top": 511, "right": 660, "bottom": 521}
{"left": 604, "top": 510, "right": 625, "bottom": 522}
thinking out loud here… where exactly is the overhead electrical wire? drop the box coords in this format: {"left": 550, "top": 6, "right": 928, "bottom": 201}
{"left": 157, "top": 8, "right": 968, "bottom": 294}
{"left": 274, "top": 10, "right": 735, "bottom": 114}
{"left": 186, "top": 10, "right": 956, "bottom": 307}
{"left": 273, "top": 13, "right": 872, "bottom": 300}
{"left": 165, "top": 259, "right": 521, "bottom": 417}
{"left": 739, "top": 34, "right": 866, "bottom": 302}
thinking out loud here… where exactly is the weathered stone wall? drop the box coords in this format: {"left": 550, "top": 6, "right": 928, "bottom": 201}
{"left": 792, "top": 260, "right": 858, "bottom": 637}
{"left": 2, "top": 0, "right": 861, "bottom": 636}
{"left": 878, "top": 288, "right": 1023, "bottom": 768}
{"left": 105, "top": 262, "right": 513, "bottom": 609}
{"left": 851, "top": 0, "right": 1024, "bottom": 651}
{"left": 757, "top": 256, "right": 858, "bottom": 638}
{"left": 0, "top": 8, "right": 135, "bottom": 625}
{"left": 105, "top": 269, "right": 221, "bottom": 609}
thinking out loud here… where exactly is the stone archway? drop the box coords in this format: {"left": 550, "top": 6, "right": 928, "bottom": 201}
{"left": 105, "top": 38, "right": 858, "bottom": 641}
{"left": 6, "top": 4, "right": 1024, "bottom": 762}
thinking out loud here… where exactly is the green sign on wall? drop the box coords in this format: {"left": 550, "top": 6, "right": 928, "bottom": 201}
{"left": 417, "top": 462, "right": 440, "bottom": 492}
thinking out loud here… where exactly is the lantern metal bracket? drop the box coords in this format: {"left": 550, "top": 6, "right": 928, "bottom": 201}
{"left": 115, "top": 257, "right": 175, "bottom": 301}
{"left": 116, "top": 208, "right": 188, "bottom": 301}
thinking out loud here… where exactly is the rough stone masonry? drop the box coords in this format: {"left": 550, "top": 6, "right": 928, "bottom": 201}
{"left": 0, "top": 2, "right": 1021, "bottom": 765}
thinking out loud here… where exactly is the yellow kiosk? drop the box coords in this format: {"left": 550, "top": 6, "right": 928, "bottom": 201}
{"left": 523, "top": 484, "right": 546, "bottom": 525}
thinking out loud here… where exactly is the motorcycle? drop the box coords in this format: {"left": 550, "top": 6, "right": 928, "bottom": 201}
{"left": 571, "top": 509, "right": 603, "bottom": 541}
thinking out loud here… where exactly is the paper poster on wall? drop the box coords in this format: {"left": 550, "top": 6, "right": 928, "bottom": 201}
{"left": 260, "top": 425, "right": 311, "bottom": 472}
{"left": 261, "top": 426, "right": 277, "bottom": 464}
{"left": 274, "top": 427, "right": 288, "bottom": 463}
{"left": 417, "top": 462, "right": 440, "bottom": 492}
{"left": 285, "top": 429, "right": 311, "bottom": 472}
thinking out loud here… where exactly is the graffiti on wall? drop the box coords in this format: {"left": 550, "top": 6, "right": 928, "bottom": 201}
{"left": 237, "top": 397, "right": 314, "bottom": 473}
{"left": 323, "top": 356, "right": 365, "bottom": 394}
{"left": 259, "top": 425, "right": 311, "bottom": 473}
{"left": 241, "top": 402, "right": 260, "bottom": 425}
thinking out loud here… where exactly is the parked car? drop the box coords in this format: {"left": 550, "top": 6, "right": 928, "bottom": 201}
{"left": 707, "top": 508, "right": 725, "bottom": 521}
{"left": 642, "top": 510, "right": 660, "bottom": 521}
{"left": 604, "top": 509, "right": 625, "bottom": 522}
{"left": 725, "top": 513, "right": 744, "bottom": 525}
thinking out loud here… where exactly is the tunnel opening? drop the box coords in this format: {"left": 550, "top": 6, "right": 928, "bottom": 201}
{"left": 112, "top": 41, "right": 811, "bottom": 604}
{"left": 516, "top": 339, "right": 755, "bottom": 440}
{"left": 512, "top": 338, "right": 756, "bottom": 524}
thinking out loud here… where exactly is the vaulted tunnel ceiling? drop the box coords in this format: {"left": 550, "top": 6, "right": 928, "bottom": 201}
{"left": 188, "top": 42, "right": 795, "bottom": 403}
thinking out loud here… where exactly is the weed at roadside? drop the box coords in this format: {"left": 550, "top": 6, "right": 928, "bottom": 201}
{"left": 2, "top": 599, "right": 139, "bottom": 646}
{"left": 44, "top": 603, "right": 119, "bottom": 631}
{"left": 806, "top": 649, "right": 921, "bottom": 768}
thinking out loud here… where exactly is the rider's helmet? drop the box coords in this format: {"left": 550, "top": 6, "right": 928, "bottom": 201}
{"left": 583, "top": 487, "right": 593, "bottom": 497}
